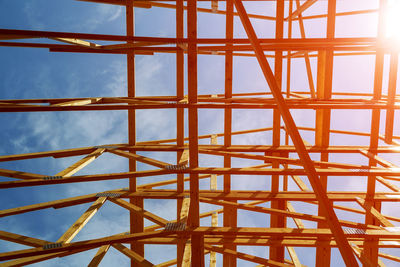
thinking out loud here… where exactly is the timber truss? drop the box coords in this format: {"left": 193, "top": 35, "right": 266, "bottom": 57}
{"left": 1, "top": 0, "right": 400, "bottom": 266}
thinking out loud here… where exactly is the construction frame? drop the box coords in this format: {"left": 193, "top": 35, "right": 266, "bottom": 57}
{"left": 1, "top": 0, "right": 400, "bottom": 266}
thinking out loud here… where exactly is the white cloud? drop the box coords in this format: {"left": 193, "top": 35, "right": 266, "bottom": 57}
{"left": 135, "top": 56, "right": 163, "bottom": 96}
{"left": 0, "top": 45, "right": 180, "bottom": 265}
{"left": 23, "top": 2, "right": 45, "bottom": 30}
{"left": 97, "top": 4, "right": 122, "bottom": 23}
{"left": 83, "top": 5, "right": 123, "bottom": 32}
{"left": 100, "top": 60, "right": 127, "bottom": 97}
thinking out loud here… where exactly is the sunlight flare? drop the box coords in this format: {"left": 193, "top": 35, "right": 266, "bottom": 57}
{"left": 386, "top": 0, "right": 400, "bottom": 41}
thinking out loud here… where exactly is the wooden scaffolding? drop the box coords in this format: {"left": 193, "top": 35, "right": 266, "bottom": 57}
{"left": 1, "top": 0, "right": 400, "bottom": 266}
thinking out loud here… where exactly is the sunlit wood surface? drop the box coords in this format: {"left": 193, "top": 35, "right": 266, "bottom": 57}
{"left": 1, "top": 0, "right": 400, "bottom": 266}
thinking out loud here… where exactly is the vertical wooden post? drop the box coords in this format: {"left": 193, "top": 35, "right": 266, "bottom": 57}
{"left": 364, "top": 0, "right": 386, "bottom": 265}
{"left": 315, "top": 0, "right": 335, "bottom": 265}
{"left": 126, "top": 2, "right": 144, "bottom": 266}
{"left": 385, "top": 52, "right": 398, "bottom": 143}
{"left": 270, "top": 0, "right": 285, "bottom": 263}
{"left": 223, "top": 0, "right": 235, "bottom": 266}
{"left": 187, "top": 0, "right": 204, "bottom": 265}
{"left": 176, "top": 0, "right": 185, "bottom": 264}
{"left": 232, "top": 0, "right": 358, "bottom": 265}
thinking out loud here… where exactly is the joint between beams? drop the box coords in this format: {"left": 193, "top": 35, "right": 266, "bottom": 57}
{"left": 94, "top": 145, "right": 120, "bottom": 149}
{"left": 165, "top": 164, "right": 188, "bottom": 170}
{"left": 95, "top": 192, "right": 122, "bottom": 198}
{"left": 43, "top": 176, "right": 63, "bottom": 180}
{"left": 43, "top": 242, "right": 63, "bottom": 250}
{"left": 165, "top": 222, "right": 187, "bottom": 231}
{"left": 343, "top": 228, "right": 366, "bottom": 235}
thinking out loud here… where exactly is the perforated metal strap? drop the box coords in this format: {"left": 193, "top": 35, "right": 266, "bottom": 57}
{"left": 343, "top": 228, "right": 366, "bottom": 235}
{"left": 165, "top": 164, "right": 188, "bottom": 170}
{"left": 43, "top": 242, "right": 63, "bottom": 250}
{"left": 165, "top": 222, "right": 187, "bottom": 231}
{"left": 43, "top": 176, "right": 63, "bottom": 180}
{"left": 94, "top": 145, "right": 120, "bottom": 149}
{"left": 95, "top": 192, "right": 122, "bottom": 198}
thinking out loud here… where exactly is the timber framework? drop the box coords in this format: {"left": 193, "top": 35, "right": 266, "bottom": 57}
{"left": 1, "top": 0, "right": 400, "bottom": 266}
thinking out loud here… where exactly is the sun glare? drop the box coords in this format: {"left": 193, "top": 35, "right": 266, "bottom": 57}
{"left": 386, "top": 0, "right": 400, "bottom": 41}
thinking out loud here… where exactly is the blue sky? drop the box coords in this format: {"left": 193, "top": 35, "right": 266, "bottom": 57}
{"left": 0, "top": 0, "right": 400, "bottom": 266}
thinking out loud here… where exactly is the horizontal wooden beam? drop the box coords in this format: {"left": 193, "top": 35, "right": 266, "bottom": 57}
{"left": 2, "top": 227, "right": 400, "bottom": 262}
{"left": 0, "top": 231, "right": 49, "bottom": 247}
{"left": 204, "top": 244, "right": 292, "bottom": 267}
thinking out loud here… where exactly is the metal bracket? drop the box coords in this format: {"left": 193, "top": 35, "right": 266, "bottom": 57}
{"left": 165, "top": 222, "right": 187, "bottom": 231}
{"left": 165, "top": 164, "right": 188, "bottom": 170}
{"left": 43, "top": 242, "right": 63, "bottom": 250}
{"left": 95, "top": 192, "right": 122, "bottom": 198}
{"left": 344, "top": 228, "right": 365, "bottom": 235}
{"left": 94, "top": 145, "right": 120, "bottom": 149}
{"left": 43, "top": 176, "right": 63, "bottom": 180}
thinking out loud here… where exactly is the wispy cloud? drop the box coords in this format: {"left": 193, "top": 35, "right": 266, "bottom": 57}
{"left": 83, "top": 5, "right": 123, "bottom": 32}
{"left": 23, "top": 2, "right": 45, "bottom": 30}
{"left": 23, "top": 2, "right": 122, "bottom": 32}
{"left": 0, "top": 46, "right": 183, "bottom": 265}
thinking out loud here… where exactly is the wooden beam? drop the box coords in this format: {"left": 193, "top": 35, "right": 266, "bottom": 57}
{"left": 0, "top": 230, "right": 170, "bottom": 262}
{"left": 3, "top": 227, "right": 400, "bottom": 262}
{"left": 200, "top": 148, "right": 370, "bottom": 169}
{"left": 0, "top": 168, "right": 45, "bottom": 180}
{"left": 385, "top": 50, "right": 399, "bottom": 143}
{"left": 176, "top": 0, "right": 185, "bottom": 262}
{"left": 286, "top": 202, "right": 305, "bottom": 228}
{"left": 4, "top": 197, "right": 106, "bottom": 266}
{"left": 2, "top": 1, "right": 400, "bottom": 266}
{"left": 295, "top": 0, "right": 316, "bottom": 98}
{"left": 51, "top": 98, "right": 101, "bottom": 107}
{"left": 88, "top": 245, "right": 110, "bottom": 267}
{"left": 50, "top": 37, "right": 101, "bottom": 48}
{"left": 55, "top": 148, "right": 105, "bottom": 177}
{"left": 0, "top": 146, "right": 103, "bottom": 162}
{"left": 379, "top": 252, "right": 400, "bottom": 263}
{"left": 155, "top": 258, "right": 178, "bottom": 267}
{"left": 286, "top": 0, "right": 317, "bottom": 20}
{"left": 0, "top": 192, "right": 101, "bottom": 217}
{"left": 107, "top": 149, "right": 171, "bottom": 169}
{"left": 356, "top": 198, "right": 394, "bottom": 227}
{"left": 364, "top": 0, "right": 387, "bottom": 264}
{"left": 223, "top": 0, "right": 236, "bottom": 259}
{"left": 0, "top": 231, "right": 49, "bottom": 247}
{"left": 199, "top": 197, "right": 379, "bottom": 229}
{"left": 112, "top": 243, "right": 154, "bottom": 267}
{"left": 209, "top": 130, "right": 219, "bottom": 267}
{"left": 232, "top": 1, "right": 358, "bottom": 264}
{"left": 78, "top": 0, "right": 275, "bottom": 20}
{"left": 205, "top": 244, "right": 296, "bottom": 267}
{"left": 58, "top": 197, "right": 107, "bottom": 243}
{"left": 286, "top": 246, "right": 302, "bottom": 267}
{"left": 134, "top": 236, "right": 400, "bottom": 248}
{"left": 351, "top": 244, "right": 376, "bottom": 267}
{"left": 182, "top": 242, "right": 191, "bottom": 267}
{"left": 110, "top": 198, "right": 169, "bottom": 227}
